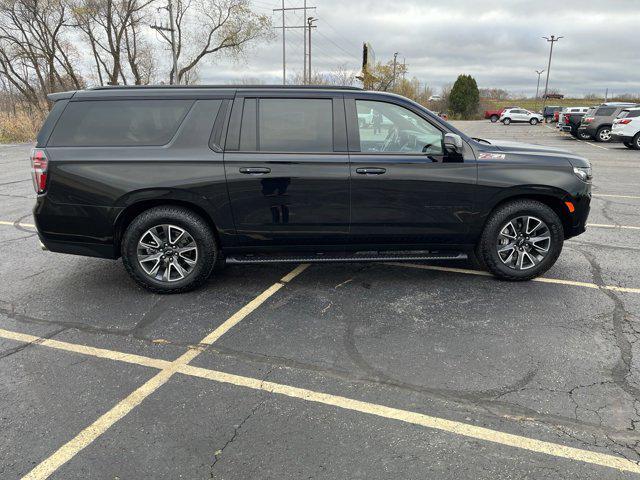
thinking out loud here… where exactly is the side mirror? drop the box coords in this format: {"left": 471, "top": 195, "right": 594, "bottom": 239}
{"left": 443, "top": 133, "right": 463, "bottom": 154}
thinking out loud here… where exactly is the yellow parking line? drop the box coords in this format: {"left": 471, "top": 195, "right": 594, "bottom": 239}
{"left": 0, "top": 220, "right": 35, "bottom": 228}
{"left": 1, "top": 326, "right": 639, "bottom": 474}
{"left": 588, "top": 223, "right": 640, "bottom": 231}
{"left": 593, "top": 194, "right": 640, "bottom": 200}
{"left": 21, "top": 264, "right": 310, "bottom": 480}
{"left": 180, "top": 365, "right": 640, "bottom": 475}
{"left": 386, "top": 263, "right": 640, "bottom": 294}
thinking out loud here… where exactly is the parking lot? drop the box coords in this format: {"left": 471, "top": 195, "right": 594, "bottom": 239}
{"left": 1, "top": 121, "right": 640, "bottom": 479}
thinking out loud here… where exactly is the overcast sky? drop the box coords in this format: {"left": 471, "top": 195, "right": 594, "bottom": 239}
{"left": 197, "top": 0, "right": 639, "bottom": 97}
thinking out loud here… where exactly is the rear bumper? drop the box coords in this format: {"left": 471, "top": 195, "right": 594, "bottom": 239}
{"left": 611, "top": 132, "right": 635, "bottom": 142}
{"left": 34, "top": 196, "right": 120, "bottom": 259}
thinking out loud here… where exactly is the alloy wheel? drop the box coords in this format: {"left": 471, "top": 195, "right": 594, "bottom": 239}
{"left": 496, "top": 216, "right": 551, "bottom": 270}
{"left": 598, "top": 128, "right": 611, "bottom": 142}
{"left": 137, "top": 224, "right": 198, "bottom": 282}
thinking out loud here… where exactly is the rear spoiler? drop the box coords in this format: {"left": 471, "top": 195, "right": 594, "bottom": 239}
{"left": 47, "top": 90, "right": 76, "bottom": 102}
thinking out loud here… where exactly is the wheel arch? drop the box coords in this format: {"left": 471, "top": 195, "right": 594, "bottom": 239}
{"left": 481, "top": 191, "right": 573, "bottom": 239}
{"left": 114, "top": 197, "right": 222, "bottom": 255}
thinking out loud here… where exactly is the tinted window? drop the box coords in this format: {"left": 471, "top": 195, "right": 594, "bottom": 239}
{"left": 257, "top": 98, "right": 333, "bottom": 152}
{"left": 239, "top": 98, "right": 257, "bottom": 151}
{"left": 619, "top": 110, "right": 640, "bottom": 119}
{"left": 595, "top": 107, "right": 616, "bottom": 117}
{"left": 49, "top": 100, "right": 193, "bottom": 147}
{"left": 356, "top": 100, "right": 443, "bottom": 155}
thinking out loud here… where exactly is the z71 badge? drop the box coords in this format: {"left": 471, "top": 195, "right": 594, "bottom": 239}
{"left": 478, "top": 152, "right": 506, "bottom": 160}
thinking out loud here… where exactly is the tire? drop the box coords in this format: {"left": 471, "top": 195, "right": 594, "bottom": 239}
{"left": 577, "top": 130, "right": 592, "bottom": 140}
{"left": 569, "top": 130, "right": 578, "bottom": 138}
{"left": 502, "top": 118, "right": 511, "bottom": 125}
{"left": 490, "top": 115, "right": 499, "bottom": 123}
{"left": 595, "top": 126, "right": 612, "bottom": 142}
{"left": 477, "top": 200, "right": 564, "bottom": 281}
{"left": 633, "top": 133, "right": 640, "bottom": 150}
{"left": 121, "top": 206, "right": 217, "bottom": 293}
{"left": 529, "top": 118, "right": 539, "bottom": 125}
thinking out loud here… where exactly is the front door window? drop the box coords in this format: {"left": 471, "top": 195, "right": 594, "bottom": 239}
{"left": 355, "top": 100, "right": 443, "bottom": 156}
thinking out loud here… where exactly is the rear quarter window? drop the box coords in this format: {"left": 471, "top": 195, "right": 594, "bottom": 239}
{"left": 595, "top": 107, "right": 616, "bottom": 117}
{"left": 48, "top": 99, "right": 193, "bottom": 147}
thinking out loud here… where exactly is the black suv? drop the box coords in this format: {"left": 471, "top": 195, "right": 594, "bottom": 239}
{"left": 32, "top": 86, "right": 592, "bottom": 293}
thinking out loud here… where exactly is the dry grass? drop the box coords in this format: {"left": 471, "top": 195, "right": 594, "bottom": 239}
{"left": 0, "top": 110, "right": 43, "bottom": 143}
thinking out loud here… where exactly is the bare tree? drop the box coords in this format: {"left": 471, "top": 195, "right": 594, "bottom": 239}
{"left": 0, "top": 0, "right": 83, "bottom": 107}
{"left": 71, "top": 0, "right": 155, "bottom": 85}
{"left": 155, "top": 0, "right": 271, "bottom": 84}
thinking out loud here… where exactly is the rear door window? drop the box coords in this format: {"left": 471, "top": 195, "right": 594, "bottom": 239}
{"left": 255, "top": 98, "right": 334, "bottom": 152}
{"left": 48, "top": 99, "right": 193, "bottom": 147}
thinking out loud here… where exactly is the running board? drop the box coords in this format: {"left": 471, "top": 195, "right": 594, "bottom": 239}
{"left": 225, "top": 251, "right": 468, "bottom": 265}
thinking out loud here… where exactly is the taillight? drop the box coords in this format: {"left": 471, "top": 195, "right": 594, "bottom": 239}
{"left": 583, "top": 117, "right": 594, "bottom": 123}
{"left": 563, "top": 114, "right": 571, "bottom": 122}
{"left": 618, "top": 119, "right": 632, "bottom": 124}
{"left": 30, "top": 148, "right": 48, "bottom": 194}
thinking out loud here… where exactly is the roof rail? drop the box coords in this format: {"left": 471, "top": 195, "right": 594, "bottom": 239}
{"left": 89, "top": 84, "right": 363, "bottom": 91}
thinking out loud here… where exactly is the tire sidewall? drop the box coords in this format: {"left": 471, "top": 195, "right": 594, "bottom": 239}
{"left": 530, "top": 118, "right": 538, "bottom": 125}
{"left": 479, "top": 201, "right": 564, "bottom": 280}
{"left": 634, "top": 133, "right": 640, "bottom": 150}
{"left": 122, "top": 207, "right": 217, "bottom": 293}
{"left": 490, "top": 115, "right": 498, "bottom": 123}
{"left": 578, "top": 131, "right": 591, "bottom": 140}
{"left": 596, "top": 127, "right": 611, "bottom": 142}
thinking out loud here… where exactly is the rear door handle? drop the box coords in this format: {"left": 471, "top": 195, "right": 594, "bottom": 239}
{"left": 239, "top": 167, "right": 271, "bottom": 174}
{"left": 356, "top": 167, "right": 386, "bottom": 175}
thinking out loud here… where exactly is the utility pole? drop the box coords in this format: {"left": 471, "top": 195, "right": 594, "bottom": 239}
{"left": 541, "top": 35, "right": 563, "bottom": 107}
{"left": 302, "top": 0, "right": 307, "bottom": 83}
{"left": 535, "top": 69, "right": 544, "bottom": 108}
{"left": 273, "top": 3, "right": 316, "bottom": 85}
{"left": 281, "top": 0, "right": 285, "bottom": 84}
{"left": 151, "top": 0, "right": 179, "bottom": 85}
{"left": 604, "top": 88, "right": 609, "bottom": 102}
{"left": 392, "top": 52, "right": 398, "bottom": 90}
{"left": 307, "top": 16, "right": 317, "bottom": 83}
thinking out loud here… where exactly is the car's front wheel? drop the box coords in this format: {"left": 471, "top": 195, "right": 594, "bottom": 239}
{"left": 121, "top": 206, "right": 217, "bottom": 293}
{"left": 530, "top": 118, "right": 539, "bottom": 125}
{"left": 502, "top": 118, "right": 511, "bottom": 125}
{"left": 477, "top": 200, "right": 564, "bottom": 281}
{"left": 490, "top": 115, "right": 499, "bottom": 123}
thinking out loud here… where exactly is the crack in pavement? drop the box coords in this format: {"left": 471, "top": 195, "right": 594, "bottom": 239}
{"left": 209, "top": 369, "right": 272, "bottom": 477}
{"left": 0, "top": 326, "right": 67, "bottom": 360}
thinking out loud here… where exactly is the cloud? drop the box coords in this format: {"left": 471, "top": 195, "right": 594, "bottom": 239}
{"left": 197, "top": 0, "right": 640, "bottom": 96}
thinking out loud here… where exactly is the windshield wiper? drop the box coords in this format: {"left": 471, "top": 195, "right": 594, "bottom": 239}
{"left": 472, "top": 137, "right": 491, "bottom": 144}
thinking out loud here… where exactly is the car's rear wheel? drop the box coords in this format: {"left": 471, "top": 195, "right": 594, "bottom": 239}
{"left": 122, "top": 206, "right": 217, "bottom": 293}
{"left": 502, "top": 118, "right": 511, "bottom": 125}
{"left": 530, "top": 118, "right": 539, "bottom": 125}
{"left": 595, "top": 126, "right": 612, "bottom": 142}
{"left": 633, "top": 133, "right": 640, "bottom": 150}
{"left": 478, "top": 200, "right": 564, "bottom": 281}
{"left": 490, "top": 115, "right": 499, "bottom": 123}
{"left": 577, "top": 130, "right": 592, "bottom": 140}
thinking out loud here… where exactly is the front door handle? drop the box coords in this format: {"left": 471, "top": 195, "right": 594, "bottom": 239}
{"left": 356, "top": 167, "right": 386, "bottom": 175}
{"left": 239, "top": 167, "right": 271, "bottom": 174}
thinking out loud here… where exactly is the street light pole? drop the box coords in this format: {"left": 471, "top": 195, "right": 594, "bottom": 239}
{"left": 535, "top": 69, "right": 545, "bottom": 109}
{"left": 541, "top": 35, "right": 563, "bottom": 108}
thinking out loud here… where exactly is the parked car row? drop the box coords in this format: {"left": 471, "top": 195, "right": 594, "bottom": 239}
{"left": 555, "top": 102, "right": 640, "bottom": 148}
{"left": 485, "top": 101, "right": 640, "bottom": 149}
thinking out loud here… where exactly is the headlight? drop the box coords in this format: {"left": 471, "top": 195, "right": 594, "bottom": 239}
{"left": 573, "top": 166, "right": 592, "bottom": 182}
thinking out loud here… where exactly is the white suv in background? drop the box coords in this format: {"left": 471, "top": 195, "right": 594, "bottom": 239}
{"left": 499, "top": 108, "right": 544, "bottom": 125}
{"left": 612, "top": 107, "right": 640, "bottom": 150}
